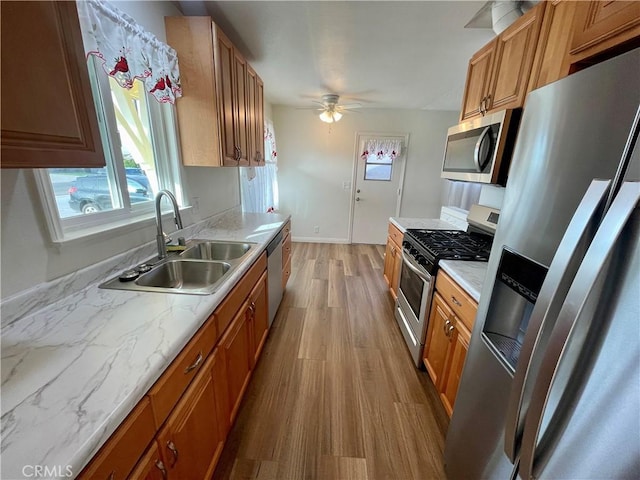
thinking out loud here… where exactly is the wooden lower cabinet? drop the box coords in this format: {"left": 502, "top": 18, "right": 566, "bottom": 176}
{"left": 157, "top": 348, "right": 227, "bottom": 480}
{"left": 221, "top": 304, "right": 252, "bottom": 426}
{"left": 423, "top": 272, "right": 478, "bottom": 418}
{"left": 383, "top": 222, "right": 403, "bottom": 299}
{"left": 424, "top": 293, "right": 454, "bottom": 388}
{"left": 440, "top": 319, "right": 471, "bottom": 417}
{"left": 249, "top": 272, "right": 269, "bottom": 367}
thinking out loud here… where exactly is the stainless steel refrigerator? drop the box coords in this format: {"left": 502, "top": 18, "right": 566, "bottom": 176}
{"left": 445, "top": 47, "right": 640, "bottom": 479}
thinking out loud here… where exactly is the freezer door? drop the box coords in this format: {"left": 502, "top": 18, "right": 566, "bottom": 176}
{"left": 519, "top": 182, "right": 640, "bottom": 480}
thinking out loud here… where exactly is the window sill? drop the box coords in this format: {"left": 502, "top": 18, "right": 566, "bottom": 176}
{"left": 52, "top": 206, "right": 193, "bottom": 250}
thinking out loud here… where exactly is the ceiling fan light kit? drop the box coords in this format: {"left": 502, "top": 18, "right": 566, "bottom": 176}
{"left": 319, "top": 110, "right": 342, "bottom": 123}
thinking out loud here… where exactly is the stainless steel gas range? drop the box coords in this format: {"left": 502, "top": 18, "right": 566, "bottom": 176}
{"left": 395, "top": 205, "right": 499, "bottom": 367}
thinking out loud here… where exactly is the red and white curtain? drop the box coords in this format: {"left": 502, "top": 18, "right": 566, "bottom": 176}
{"left": 240, "top": 119, "right": 279, "bottom": 213}
{"left": 76, "top": 0, "right": 182, "bottom": 104}
{"left": 360, "top": 138, "right": 402, "bottom": 161}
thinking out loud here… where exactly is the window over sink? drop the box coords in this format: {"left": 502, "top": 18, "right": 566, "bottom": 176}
{"left": 34, "top": 1, "right": 186, "bottom": 243}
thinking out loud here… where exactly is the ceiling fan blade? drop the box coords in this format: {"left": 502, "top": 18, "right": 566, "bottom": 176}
{"left": 339, "top": 103, "right": 362, "bottom": 109}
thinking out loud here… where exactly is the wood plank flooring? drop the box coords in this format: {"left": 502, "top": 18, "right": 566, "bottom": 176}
{"left": 213, "top": 243, "right": 449, "bottom": 480}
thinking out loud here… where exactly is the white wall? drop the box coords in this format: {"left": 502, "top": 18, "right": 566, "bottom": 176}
{"left": 0, "top": 1, "right": 240, "bottom": 300}
{"left": 273, "top": 107, "right": 458, "bottom": 242}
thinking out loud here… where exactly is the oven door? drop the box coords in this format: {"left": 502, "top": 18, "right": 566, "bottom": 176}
{"left": 395, "top": 252, "right": 434, "bottom": 365}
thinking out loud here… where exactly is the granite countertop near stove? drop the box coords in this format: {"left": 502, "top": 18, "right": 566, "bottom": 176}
{"left": 438, "top": 260, "right": 489, "bottom": 302}
{"left": 390, "top": 217, "right": 460, "bottom": 232}
{"left": 0, "top": 209, "right": 289, "bottom": 480}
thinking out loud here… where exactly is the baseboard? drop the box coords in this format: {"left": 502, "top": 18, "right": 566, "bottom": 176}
{"left": 292, "top": 236, "right": 350, "bottom": 244}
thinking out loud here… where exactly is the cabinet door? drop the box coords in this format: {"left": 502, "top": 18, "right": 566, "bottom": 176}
{"left": 246, "top": 65, "right": 258, "bottom": 165}
{"left": 487, "top": 3, "right": 545, "bottom": 112}
{"left": 1, "top": 1, "right": 104, "bottom": 168}
{"left": 570, "top": 1, "right": 640, "bottom": 61}
{"left": 129, "top": 442, "right": 168, "bottom": 480}
{"left": 527, "top": 0, "right": 578, "bottom": 92}
{"left": 383, "top": 239, "right": 395, "bottom": 288}
{"left": 214, "top": 27, "right": 239, "bottom": 166}
{"left": 234, "top": 51, "right": 249, "bottom": 166}
{"left": 459, "top": 39, "right": 496, "bottom": 121}
{"left": 158, "top": 350, "right": 226, "bottom": 480}
{"left": 390, "top": 241, "right": 403, "bottom": 299}
{"left": 249, "top": 272, "right": 269, "bottom": 367}
{"left": 221, "top": 304, "right": 252, "bottom": 425}
{"left": 255, "top": 75, "right": 265, "bottom": 165}
{"left": 440, "top": 319, "right": 471, "bottom": 418}
{"left": 423, "top": 292, "right": 454, "bottom": 388}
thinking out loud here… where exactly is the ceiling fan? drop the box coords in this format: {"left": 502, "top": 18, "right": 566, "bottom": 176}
{"left": 310, "top": 94, "right": 361, "bottom": 123}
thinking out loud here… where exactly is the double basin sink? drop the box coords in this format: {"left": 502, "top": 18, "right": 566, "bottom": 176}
{"left": 100, "top": 240, "right": 258, "bottom": 295}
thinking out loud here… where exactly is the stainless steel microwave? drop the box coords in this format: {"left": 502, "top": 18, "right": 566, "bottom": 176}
{"left": 441, "top": 109, "right": 520, "bottom": 185}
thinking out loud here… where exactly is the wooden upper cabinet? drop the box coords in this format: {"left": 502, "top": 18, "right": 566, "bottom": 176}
{"left": 247, "top": 65, "right": 265, "bottom": 166}
{"left": 165, "top": 17, "right": 264, "bottom": 167}
{"left": 569, "top": 1, "right": 640, "bottom": 66}
{"left": 165, "top": 17, "right": 223, "bottom": 167}
{"left": 460, "top": 39, "right": 497, "bottom": 121}
{"left": 527, "top": 0, "right": 579, "bottom": 92}
{"left": 486, "top": 2, "right": 545, "bottom": 112}
{"left": 255, "top": 75, "right": 265, "bottom": 165}
{"left": 214, "top": 27, "right": 239, "bottom": 166}
{"left": 1, "top": 1, "right": 105, "bottom": 169}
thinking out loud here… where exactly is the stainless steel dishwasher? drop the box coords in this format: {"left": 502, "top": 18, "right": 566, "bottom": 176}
{"left": 266, "top": 230, "right": 284, "bottom": 326}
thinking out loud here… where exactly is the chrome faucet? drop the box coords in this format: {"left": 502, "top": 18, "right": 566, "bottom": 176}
{"left": 155, "top": 190, "right": 184, "bottom": 259}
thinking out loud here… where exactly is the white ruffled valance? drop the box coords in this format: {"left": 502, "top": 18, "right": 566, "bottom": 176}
{"left": 361, "top": 138, "right": 402, "bottom": 161}
{"left": 76, "top": 0, "right": 182, "bottom": 104}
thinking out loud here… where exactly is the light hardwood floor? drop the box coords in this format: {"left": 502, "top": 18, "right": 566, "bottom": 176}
{"left": 213, "top": 243, "right": 449, "bottom": 480}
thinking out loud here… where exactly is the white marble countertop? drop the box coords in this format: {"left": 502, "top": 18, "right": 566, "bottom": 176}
{"left": 390, "top": 217, "right": 460, "bottom": 232}
{"left": 1, "top": 209, "right": 289, "bottom": 480}
{"left": 439, "top": 260, "right": 489, "bottom": 302}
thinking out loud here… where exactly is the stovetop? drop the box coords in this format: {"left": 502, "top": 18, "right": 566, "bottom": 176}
{"left": 403, "top": 229, "right": 493, "bottom": 274}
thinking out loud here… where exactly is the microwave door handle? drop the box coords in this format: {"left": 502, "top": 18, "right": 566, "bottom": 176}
{"left": 503, "top": 180, "right": 611, "bottom": 462}
{"left": 518, "top": 181, "right": 640, "bottom": 480}
{"left": 473, "top": 126, "right": 492, "bottom": 172}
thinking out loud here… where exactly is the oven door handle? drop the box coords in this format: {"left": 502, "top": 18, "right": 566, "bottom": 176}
{"left": 402, "top": 252, "right": 431, "bottom": 282}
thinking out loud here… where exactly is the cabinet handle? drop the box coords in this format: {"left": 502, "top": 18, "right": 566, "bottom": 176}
{"left": 107, "top": 473, "right": 115, "bottom": 480}
{"left": 448, "top": 325, "right": 455, "bottom": 337}
{"left": 166, "top": 440, "right": 179, "bottom": 467}
{"left": 451, "top": 296, "right": 462, "bottom": 307}
{"left": 485, "top": 93, "right": 491, "bottom": 112}
{"left": 391, "top": 246, "right": 396, "bottom": 256}
{"left": 249, "top": 301, "right": 256, "bottom": 316}
{"left": 155, "top": 460, "right": 168, "bottom": 480}
{"left": 443, "top": 318, "right": 451, "bottom": 336}
{"left": 184, "top": 351, "right": 203, "bottom": 374}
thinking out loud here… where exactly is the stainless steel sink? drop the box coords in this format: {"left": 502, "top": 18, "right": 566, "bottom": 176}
{"left": 180, "top": 240, "right": 253, "bottom": 260}
{"left": 136, "top": 260, "right": 230, "bottom": 291}
{"left": 99, "top": 239, "right": 258, "bottom": 295}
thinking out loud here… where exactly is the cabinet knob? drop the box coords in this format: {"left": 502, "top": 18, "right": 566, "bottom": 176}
{"left": 155, "top": 460, "right": 168, "bottom": 480}
{"left": 166, "top": 440, "right": 179, "bottom": 467}
{"left": 443, "top": 318, "right": 451, "bottom": 336}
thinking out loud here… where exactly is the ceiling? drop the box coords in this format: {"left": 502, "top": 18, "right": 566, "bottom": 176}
{"left": 177, "top": 1, "right": 497, "bottom": 111}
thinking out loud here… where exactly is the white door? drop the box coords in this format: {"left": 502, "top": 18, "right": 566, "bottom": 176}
{"left": 350, "top": 134, "right": 407, "bottom": 244}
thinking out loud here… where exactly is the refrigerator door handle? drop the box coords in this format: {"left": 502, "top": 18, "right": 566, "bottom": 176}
{"left": 519, "top": 181, "right": 640, "bottom": 480}
{"left": 503, "top": 180, "right": 611, "bottom": 462}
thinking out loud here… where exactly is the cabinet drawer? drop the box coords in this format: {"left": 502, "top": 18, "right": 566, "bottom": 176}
{"left": 282, "top": 232, "right": 291, "bottom": 267}
{"left": 283, "top": 255, "right": 292, "bottom": 289}
{"left": 78, "top": 397, "right": 155, "bottom": 480}
{"left": 388, "top": 222, "right": 403, "bottom": 248}
{"left": 282, "top": 219, "right": 291, "bottom": 237}
{"left": 147, "top": 316, "right": 218, "bottom": 428}
{"left": 215, "top": 252, "right": 267, "bottom": 336}
{"left": 435, "top": 271, "right": 478, "bottom": 331}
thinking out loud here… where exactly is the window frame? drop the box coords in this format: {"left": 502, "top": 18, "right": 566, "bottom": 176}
{"left": 34, "top": 57, "right": 189, "bottom": 244}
